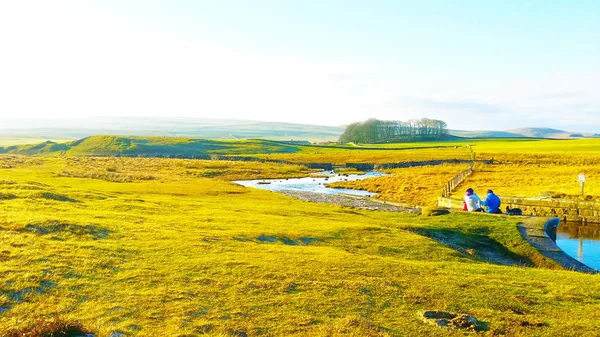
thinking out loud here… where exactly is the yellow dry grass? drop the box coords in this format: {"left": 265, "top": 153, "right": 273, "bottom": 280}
{"left": 328, "top": 164, "right": 471, "bottom": 206}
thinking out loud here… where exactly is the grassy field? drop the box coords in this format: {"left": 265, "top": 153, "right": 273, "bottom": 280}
{"left": 0, "top": 136, "right": 475, "bottom": 165}
{"left": 448, "top": 138, "right": 600, "bottom": 201}
{"left": 4, "top": 136, "right": 600, "bottom": 202}
{"left": 328, "top": 163, "right": 471, "bottom": 206}
{"left": 0, "top": 136, "right": 302, "bottom": 157}
{"left": 255, "top": 146, "right": 472, "bottom": 165}
{"left": 1, "top": 155, "right": 600, "bottom": 336}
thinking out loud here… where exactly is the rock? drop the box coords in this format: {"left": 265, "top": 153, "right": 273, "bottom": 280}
{"left": 420, "top": 310, "right": 485, "bottom": 332}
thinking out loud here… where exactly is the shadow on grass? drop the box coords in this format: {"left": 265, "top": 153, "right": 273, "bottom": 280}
{"left": 5, "top": 319, "right": 93, "bottom": 337}
{"left": 22, "top": 221, "right": 111, "bottom": 240}
{"left": 409, "top": 227, "right": 535, "bottom": 267}
{"left": 255, "top": 235, "right": 322, "bottom": 246}
{"left": 36, "top": 192, "right": 78, "bottom": 203}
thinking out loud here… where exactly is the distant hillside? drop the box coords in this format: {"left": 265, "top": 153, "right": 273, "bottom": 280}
{"left": 0, "top": 136, "right": 301, "bottom": 157}
{"left": 451, "top": 128, "right": 595, "bottom": 139}
{"left": 0, "top": 117, "right": 344, "bottom": 143}
{"left": 507, "top": 128, "right": 594, "bottom": 139}
{"left": 450, "top": 130, "right": 527, "bottom": 138}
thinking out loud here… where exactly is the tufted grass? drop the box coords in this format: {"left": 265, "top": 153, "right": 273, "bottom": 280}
{"left": 0, "top": 156, "right": 599, "bottom": 336}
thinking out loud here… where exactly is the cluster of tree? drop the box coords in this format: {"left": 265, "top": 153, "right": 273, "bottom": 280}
{"left": 338, "top": 118, "right": 449, "bottom": 143}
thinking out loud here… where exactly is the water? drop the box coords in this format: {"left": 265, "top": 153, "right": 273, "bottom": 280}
{"left": 555, "top": 222, "right": 600, "bottom": 270}
{"left": 234, "top": 171, "right": 384, "bottom": 197}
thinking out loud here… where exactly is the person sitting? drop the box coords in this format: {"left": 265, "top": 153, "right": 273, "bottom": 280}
{"left": 482, "top": 189, "right": 501, "bottom": 214}
{"left": 464, "top": 188, "right": 483, "bottom": 212}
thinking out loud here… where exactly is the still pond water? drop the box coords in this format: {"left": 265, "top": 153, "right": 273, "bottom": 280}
{"left": 556, "top": 222, "right": 600, "bottom": 270}
{"left": 235, "top": 171, "right": 384, "bottom": 197}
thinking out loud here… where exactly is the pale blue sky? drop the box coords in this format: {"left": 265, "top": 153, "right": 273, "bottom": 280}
{"left": 0, "top": 1, "right": 598, "bottom": 131}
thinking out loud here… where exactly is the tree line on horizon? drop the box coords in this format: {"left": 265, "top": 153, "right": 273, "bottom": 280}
{"left": 338, "top": 118, "right": 449, "bottom": 143}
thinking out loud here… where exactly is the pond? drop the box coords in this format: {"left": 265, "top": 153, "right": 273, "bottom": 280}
{"left": 555, "top": 222, "right": 600, "bottom": 271}
{"left": 234, "top": 171, "right": 384, "bottom": 197}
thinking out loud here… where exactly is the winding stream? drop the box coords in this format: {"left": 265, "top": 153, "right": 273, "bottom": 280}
{"left": 234, "top": 171, "right": 384, "bottom": 197}
{"left": 555, "top": 222, "right": 600, "bottom": 270}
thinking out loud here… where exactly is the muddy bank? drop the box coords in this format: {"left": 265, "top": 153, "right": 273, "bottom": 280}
{"left": 277, "top": 190, "right": 420, "bottom": 213}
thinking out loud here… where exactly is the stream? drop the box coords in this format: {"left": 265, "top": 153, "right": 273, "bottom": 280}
{"left": 234, "top": 170, "right": 384, "bottom": 197}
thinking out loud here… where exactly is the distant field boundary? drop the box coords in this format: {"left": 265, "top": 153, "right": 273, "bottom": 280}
{"left": 438, "top": 196, "right": 600, "bottom": 224}
{"left": 345, "top": 159, "right": 491, "bottom": 171}
{"left": 258, "top": 139, "right": 472, "bottom": 151}
{"left": 58, "top": 153, "right": 491, "bottom": 172}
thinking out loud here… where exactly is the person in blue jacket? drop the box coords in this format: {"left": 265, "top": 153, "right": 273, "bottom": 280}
{"left": 482, "top": 189, "right": 501, "bottom": 214}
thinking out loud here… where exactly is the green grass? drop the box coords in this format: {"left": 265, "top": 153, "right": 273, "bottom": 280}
{"left": 468, "top": 138, "right": 600, "bottom": 153}
{"left": 0, "top": 136, "right": 302, "bottom": 157}
{"left": 0, "top": 156, "right": 600, "bottom": 336}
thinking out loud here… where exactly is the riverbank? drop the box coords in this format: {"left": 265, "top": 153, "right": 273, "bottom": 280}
{"left": 277, "top": 190, "right": 420, "bottom": 213}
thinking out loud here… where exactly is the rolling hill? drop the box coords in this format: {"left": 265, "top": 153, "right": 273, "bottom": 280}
{"left": 451, "top": 128, "right": 596, "bottom": 139}
{"left": 0, "top": 136, "right": 301, "bottom": 157}
{"left": 2, "top": 117, "right": 596, "bottom": 145}
{"left": 0, "top": 117, "right": 345, "bottom": 143}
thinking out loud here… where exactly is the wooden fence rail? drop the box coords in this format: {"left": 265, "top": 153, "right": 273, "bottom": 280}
{"left": 441, "top": 145, "right": 476, "bottom": 197}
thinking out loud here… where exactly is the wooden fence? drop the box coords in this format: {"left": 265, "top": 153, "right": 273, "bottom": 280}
{"left": 441, "top": 145, "right": 476, "bottom": 197}
{"left": 441, "top": 165, "right": 473, "bottom": 197}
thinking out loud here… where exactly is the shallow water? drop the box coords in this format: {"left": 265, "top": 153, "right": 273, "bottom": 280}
{"left": 555, "top": 222, "right": 600, "bottom": 270}
{"left": 234, "top": 171, "right": 384, "bottom": 197}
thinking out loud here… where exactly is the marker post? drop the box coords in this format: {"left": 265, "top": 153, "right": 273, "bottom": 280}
{"left": 578, "top": 173, "right": 586, "bottom": 196}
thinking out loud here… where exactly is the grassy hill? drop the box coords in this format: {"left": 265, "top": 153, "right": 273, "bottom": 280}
{"left": 0, "top": 136, "right": 301, "bottom": 157}
{"left": 0, "top": 117, "right": 345, "bottom": 143}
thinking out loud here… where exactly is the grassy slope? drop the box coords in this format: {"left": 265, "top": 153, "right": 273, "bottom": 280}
{"left": 0, "top": 157, "right": 599, "bottom": 336}
{"left": 0, "top": 136, "right": 302, "bottom": 157}
{"left": 0, "top": 136, "right": 474, "bottom": 164}
{"left": 0, "top": 117, "right": 345, "bottom": 142}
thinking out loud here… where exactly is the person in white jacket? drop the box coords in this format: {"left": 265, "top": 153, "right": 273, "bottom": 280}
{"left": 464, "top": 188, "right": 483, "bottom": 212}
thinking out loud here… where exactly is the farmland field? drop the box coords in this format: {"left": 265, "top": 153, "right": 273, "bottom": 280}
{"left": 455, "top": 139, "right": 600, "bottom": 201}
{"left": 328, "top": 163, "right": 472, "bottom": 206}
{"left": 253, "top": 145, "right": 472, "bottom": 165}
{"left": 1, "top": 138, "right": 600, "bottom": 336}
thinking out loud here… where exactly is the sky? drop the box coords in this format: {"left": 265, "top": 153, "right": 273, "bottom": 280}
{"left": 0, "top": 0, "right": 598, "bottom": 131}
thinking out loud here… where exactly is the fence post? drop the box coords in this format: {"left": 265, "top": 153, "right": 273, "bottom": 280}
{"left": 440, "top": 147, "right": 477, "bottom": 198}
